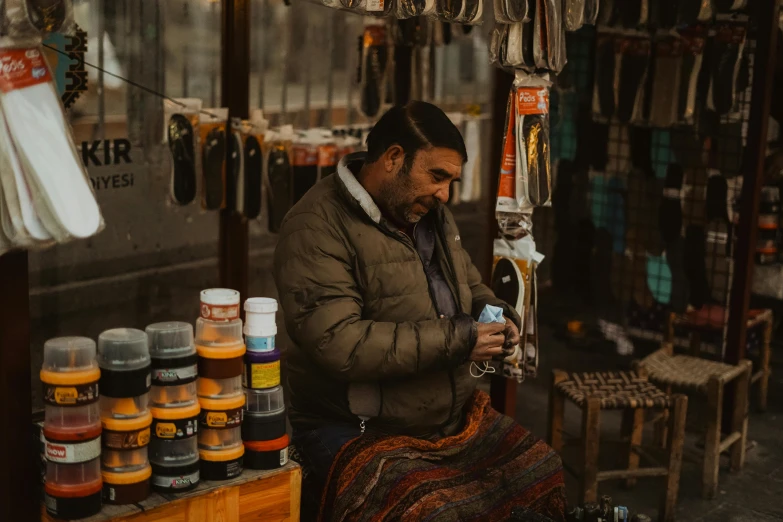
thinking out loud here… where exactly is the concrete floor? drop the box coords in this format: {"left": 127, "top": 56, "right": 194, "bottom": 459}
{"left": 508, "top": 293, "right": 783, "bottom": 521}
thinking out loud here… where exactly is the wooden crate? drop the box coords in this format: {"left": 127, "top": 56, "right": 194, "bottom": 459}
{"left": 42, "top": 462, "right": 301, "bottom": 522}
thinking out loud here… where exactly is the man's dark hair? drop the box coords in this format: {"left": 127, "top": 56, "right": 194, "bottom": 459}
{"left": 365, "top": 101, "right": 468, "bottom": 167}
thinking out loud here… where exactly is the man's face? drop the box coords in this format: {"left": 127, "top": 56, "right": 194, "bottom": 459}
{"left": 377, "top": 146, "right": 463, "bottom": 225}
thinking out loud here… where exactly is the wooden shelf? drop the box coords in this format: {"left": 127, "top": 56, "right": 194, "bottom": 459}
{"left": 42, "top": 462, "right": 301, "bottom": 522}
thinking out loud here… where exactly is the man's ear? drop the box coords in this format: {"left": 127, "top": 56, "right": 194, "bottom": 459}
{"left": 383, "top": 145, "right": 405, "bottom": 173}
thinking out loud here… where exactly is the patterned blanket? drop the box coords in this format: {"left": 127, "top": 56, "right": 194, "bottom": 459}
{"left": 319, "top": 391, "right": 566, "bottom": 522}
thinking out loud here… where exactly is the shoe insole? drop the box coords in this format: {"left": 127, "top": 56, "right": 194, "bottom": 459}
{"left": 360, "top": 44, "right": 386, "bottom": 118}
{"left": 202, "top": 127, "right": 226, "bottom": 211}
{"left": 229, "top": 131, "right": 243, "bottom": 214}
{"left": 649, "top": 36, "right": 683, "bottom": 128}
{"left": 630, "top": 126, "right": 654, "bottom": 177}
{"left": 397, "top": 0, "right": 428, "bottom": 16}
{"left": 708, "top": 24, "right": 746, "bottom": 115}
{"left": 584, "top": 0, "right": 599, "bottom": 24}
{"left": 244, "top": 136, "right": 263, "bottom": 220}
{"left": 594, "top": 35, "right": 616, "bottom": 119}
{"left": 565, "top": 0, "right": 585, "bottom": 31}
{"left": 491, "top": 257, "right": 525, "bottom": 315}
{"left": 705, "top": 219, "right": 732, "bottom": 303}
{"left": 520, "top": 115, "right": 551, "bottom": 206}
{"left": 660, "top": 164, "right": 684, "bottom": 245}
{"left": 684, "top": 225, "right": 710, "bottom": 308}
{"left": 25, "top": 0, "right": 68, "bottom": 33}
{"left": 666, "top": 238, "right": 689, "bottom": 313}
{"left": 706, "top": 174, "right": 729, "bottom": 223}
{"left": 267, "top": 147, "right": 292, "bottom": 234}
{"left": 0, "top": 107, "right": 48, "bottom": 241}
{"left": 2, "top": 75, "right": 101, "bottom": 240}
{"left": 646, "top": 253, "right": 672, "bottom": 305}
{"left": 617, "top": 39, "right": 651, "bottom": 124}
{"left": 533, "top": 0, "right": 550, "bottom": 70}
{"left": 168, "top": 114, "right": 197, "bottom": 206}
{"left": 678, "top": 31, "right": 705, "bottom": 125}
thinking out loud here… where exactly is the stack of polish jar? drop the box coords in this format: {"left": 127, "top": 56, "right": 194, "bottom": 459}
{"left": 242, "top": 298, "right": 289, "bottom": 470}
{"left": 41, "top": 337, "right": 103, "bottom": 519}
{"left": 97, "top": 328, "right": 153, "bottom": 505}
{"left": 196, "top": 289, "right": 246, "bottom": 480}
{"left": 147, "top": 322, "right": 201, "bottom": 493}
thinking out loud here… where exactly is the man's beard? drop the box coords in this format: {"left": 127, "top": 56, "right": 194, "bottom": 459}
{"left": 378, "top": 162, "right": 438, "bottom": 225}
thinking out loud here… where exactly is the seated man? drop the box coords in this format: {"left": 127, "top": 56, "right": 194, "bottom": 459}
{"left": 274, "top": 102, "right": 564, "bottom": 522}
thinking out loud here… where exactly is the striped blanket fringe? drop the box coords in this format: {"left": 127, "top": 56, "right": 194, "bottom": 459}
{"left": 318, "top": 390, "right": 566, "bottom": 522}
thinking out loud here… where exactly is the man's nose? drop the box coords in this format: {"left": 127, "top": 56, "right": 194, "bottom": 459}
{"left": 434, "top": 186, "right": 450, "bottom": 204}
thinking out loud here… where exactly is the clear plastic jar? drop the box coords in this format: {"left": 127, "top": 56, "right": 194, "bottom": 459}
{"left": 46, "top": 457, "right": 102, "bottom": 490}
{"left": 195, "top": 317, "right": 245, "bottom": 359}
{"left": 149, "top": 436, "right": 199, "bottom": 467}
{"left": 101, "top": 394, "right": 150, "bottom": 420}
{"left": 102, "top": 446, "right": 149, "bottom": 473}
{"left": 244, "top": 386, "right": 285, "bottom": 415}
{"left": 45, "top": 402, "right": 101, "bottom": 441}
{"left": 150, "top": 382, "right": 198, "bottom": 408}
{"left": 198, "top": 376, "right": 243, "bottom": 399}
{"left": 98, "top": 328, "right": 151, "bottom": 420}
{"left": 198, "top": 426, "right": 243, "bottom": 451}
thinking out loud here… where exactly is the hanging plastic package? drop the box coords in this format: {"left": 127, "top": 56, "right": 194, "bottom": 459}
{"left": 4, "top": 0, "right": 75, "bottom": 37}
{"left": 241, "top": 110, "right": 267, "bottom": 220}
{"left": 565, "top": 0, "right": 586, "bottom": 31}
{"left": 534, "top": 0, "right": 567, "bottom": 73}
{"left": 616, "top": 36, "right": 651, "bottom": 124}
{"left": 678, "top": 0, "right": 713, "bottom": 25}
{"left": 583, "top": 0, "right": 599, "bottom": 25}
{"left": 0, "top": 104, "right": 50, "bottom": 246}
{"left": 597, "top": 0, "right": 619, "bottom": 26}
{"left": 228, "top": 120, "right": 244, "bottom": 214}
{"left": 291, "top": 137, "right": 318, "bottom": 205}
{"left": 0, "top": 45, "right": 103, "bottom": 242}
{"left": 200, "top": 108, "right": 228, "bottom": 211}
{"left": 491, "top": 236, "right": 544, "bottom": 382}
{"left": 164, "top": 98, "right": 201, "bottom": 207}
{"left": 592, "top": 33, "right": 617, "bottom": 121}
{"left": 460, "top": 114, "right": 482, "bottom": 203}
{"left": 678, "top": 27, "right": 706, "bottom": 125}
{"left": 396, "top": 0, "right": 434, "bottom": 17}
{"left": 649, "top": 36, "right": 683, "bottom": 128}
{"left": 494, "top": 0, "right": 527, "bottom": 23}
{"left": 619, "top": 0, "right": 648, "bottom": 28}
{"left": 359, "top": 25, "right": 389, "bottom": 119}
{"left": 496, "top": 71, "right": 551, "bottom": 239}
{"left": 707, "top": 20, "right": 746, "bottom": 117}
{"left": 264, "top": 126, "right": 294, "bottom": 234}
{"left": 496, "top": 91, "right": 533, "bottom": 238}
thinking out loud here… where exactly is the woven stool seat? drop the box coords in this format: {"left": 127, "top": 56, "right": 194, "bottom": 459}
{"left": 640, "top": 350, "right": 739, "bottom": 392}
{"left": 556, "top": 371, "right": 670, "bottom": 409}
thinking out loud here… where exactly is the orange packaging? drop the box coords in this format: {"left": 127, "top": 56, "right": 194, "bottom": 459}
{"left": 0, "top": 48, "right": 53, "bottom": 93}
{"left": 496, "top": 91, "right": 518, "bottom": 211}
{"left": 516, "top": 87, "right": 549, "bottom": 115}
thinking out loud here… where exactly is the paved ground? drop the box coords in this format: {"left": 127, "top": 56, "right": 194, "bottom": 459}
{"left": 507, "top": 292, "right": 783, "bottom": 521}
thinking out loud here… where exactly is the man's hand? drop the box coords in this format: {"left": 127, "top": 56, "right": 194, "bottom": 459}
{"left": 503, "top": 317, "right": 521, "bottom": 355}
{"left": 469, "top": 322, "right": 507, "bottom": 362}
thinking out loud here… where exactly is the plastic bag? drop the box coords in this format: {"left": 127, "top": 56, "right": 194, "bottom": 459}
{"left": 235, "top": 110, "right": 267, "bottom": 220}
{"left": 359, "top": 25, "right": 390, "bottom": 119}
{"left": 0, "top": 45, "right": 102, "bottom": 242}
{"left": 616, "top": 36, "right": 651, "bottom": 124}
{"left": 264, "top": 126, "right": 294, "bottom": 234}
{"left": 396, "top": 0, "right": 435, "bottom": 17}
{"left": 678, "top": 27, "right": 706, "bottom": 125}
{"left": 164, "top": 98, "right": 201, "bottom": 206}
{"left": 564, "top": 0, "right": 586, "bottom": 31}
{"left": 649, "top": 35, "right": 683, "bottom": 128}
{"left": 435, "top": 0, "right": 484, "bottom": 23}
{"left": 535, "top": 0, "right": 567, "bottom": 72}
{"left": 706, "top": 20, "right": 746, "bottom": 117}
{"left": 494, "top": 0, "right": 528, "bottom": 23}
{"left": 496, "top": 71, "right": 551, "bottom": 239}
{"left": 4, "top": 0, "right": 75, "bottom": 38}
{"left": 583, "top": 0, "right": 599, "bottom": 24}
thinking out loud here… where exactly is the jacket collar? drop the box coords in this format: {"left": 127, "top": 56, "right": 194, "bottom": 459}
{"left": 337, "top": 152, "right": 382, "bottom": 224}
{"left": 336, "top": 151, "right": 446, "bottom": 229}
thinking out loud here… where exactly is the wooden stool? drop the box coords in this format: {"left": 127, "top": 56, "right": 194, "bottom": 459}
{"left": 638, "top": 344, "right": 753, "bottom": 499}
{"left": 666, "top": 308, "right": 773, "bottom": 411}
{"left": 548, "top": 370, "right": 687, "bottom": 522}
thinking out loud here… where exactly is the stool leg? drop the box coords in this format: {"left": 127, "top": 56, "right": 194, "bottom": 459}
{"left": 703, "top": 376, "right": 723, "bottom": 500}
{"left": 654, "top": 385, "right": 672, "bottom": 449}
{"left": 660, "top": 395, "right": 687, "bottom": 522}
{"left": 731, "top": 360, "right": 752, "bottom": 472}
{"left": 621, "top": 408, "right": 645, "bottom": 489}
{"left": 580, "top": 397, "right": 601, "bottom": 505}
{"left": 548, "top": 370, "right": 569, "bottom": 452}
{"left": 759, "top": 319, "right": 772, "bottom": 412}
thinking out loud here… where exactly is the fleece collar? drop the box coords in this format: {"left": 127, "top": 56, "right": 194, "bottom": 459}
{"left": 337, "top": 152, "right": 382, "bottom": 224}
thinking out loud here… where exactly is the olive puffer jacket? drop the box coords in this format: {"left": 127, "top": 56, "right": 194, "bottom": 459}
{"left": 273, "top": 152, "right": 519, "bottom": 439}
